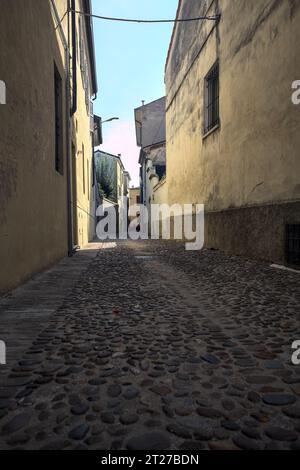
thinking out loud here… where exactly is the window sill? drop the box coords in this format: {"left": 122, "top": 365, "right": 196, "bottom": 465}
{"left": 202, "top": 123, "right": 220, "bottom": 141}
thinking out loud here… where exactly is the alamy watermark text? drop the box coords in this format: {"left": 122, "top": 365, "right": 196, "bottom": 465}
{"left": 0, "top": 80, "right": 6, "bottom": 104}
{"left": 96, "top": 198, "right": 204, "bottom": 251}
{"left": 0, "top": 341, "right": 6, "bottom": 365}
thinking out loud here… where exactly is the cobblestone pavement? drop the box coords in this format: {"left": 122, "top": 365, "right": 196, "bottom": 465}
{"left": 0, "top": 240, "right": 300, "bottom": 450}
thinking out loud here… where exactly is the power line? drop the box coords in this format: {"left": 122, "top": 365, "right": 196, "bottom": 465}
{"left": 71, "top": 10, "right": 221, "bottom": 24}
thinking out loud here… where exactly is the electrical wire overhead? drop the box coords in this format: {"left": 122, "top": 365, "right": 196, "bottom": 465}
{"left": 71, "top": 10, "right": 221, "bottom": 23}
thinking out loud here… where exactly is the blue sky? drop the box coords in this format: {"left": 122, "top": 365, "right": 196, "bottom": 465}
{"left": 92, "top": 0, "right": 178, "bottom": 186}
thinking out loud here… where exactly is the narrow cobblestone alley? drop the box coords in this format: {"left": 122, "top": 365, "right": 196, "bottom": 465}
{"left": 0, "top": 241, "right": 300, "bottom": 450}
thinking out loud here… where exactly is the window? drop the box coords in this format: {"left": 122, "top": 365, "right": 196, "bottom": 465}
{"left": 54, "top": 63, "right": 63, "bottom": 174}
{"left": 286, "top": 224, "right": 300, "bottom": 268}
{"left": 136, "top": 195, "right": 140, "bottom": 204}
{"left": 204, "top": 62, "right": 219, "bottom": 135}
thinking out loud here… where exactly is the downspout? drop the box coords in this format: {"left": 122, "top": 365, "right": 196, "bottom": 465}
{"left": 50, "top": 0, "right": 74, "bottom": 256}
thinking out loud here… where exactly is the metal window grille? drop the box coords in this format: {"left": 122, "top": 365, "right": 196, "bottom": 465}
{"left": 54, "top": 63, "right": 63, "bottom": 175}
{"left": 286, "top": 224, "right": 300, "bottom": 268}
{"left": 204, "top": 63, "right": 219, "bottom": 134}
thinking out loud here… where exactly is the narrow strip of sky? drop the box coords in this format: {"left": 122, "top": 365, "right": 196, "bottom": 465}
{"left": 92, "top": 0, "right": 179, "bottom": 186}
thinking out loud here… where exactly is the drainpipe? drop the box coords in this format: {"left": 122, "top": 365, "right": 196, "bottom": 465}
{"left": 50, "top": 0, "right": 74, "bottom": 256}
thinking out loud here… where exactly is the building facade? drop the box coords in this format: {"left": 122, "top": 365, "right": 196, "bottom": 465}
{"left": 0, "top": 0, "right": 97, "bottom": 294}
{"left": 165, "top": 0, "right": 300, "bottom": 265}
{"left": 73, "top": 0, "right": 98, "bottom": 248}
{"left": 128, "top": 187, "right": 141, "bottom": 223}
{"left": 134, "top": 98, "right": 167, "bottom": 225}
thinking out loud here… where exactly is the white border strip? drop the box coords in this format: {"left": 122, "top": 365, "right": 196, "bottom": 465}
{"left": 271, "top": 264, "right": 300, "bottom": 274}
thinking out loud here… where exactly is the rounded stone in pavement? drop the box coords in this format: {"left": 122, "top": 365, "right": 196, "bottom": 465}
{"left": 88, "top": 378, "right": 106, "bottom": 386}
{"left": 162, "top": 405, "right": 174, "bottom": 418}
{"left": 0, "top": 399, "right": 10, "bottom": 410}
{"left": 123, "top": 386, "right": 140, "bottom": 400}
{"left": 91, "top": 424, "right": 105, "bottom": 435}
{"left": 71, "top": 403, "right": 89, "bottom": 416}
{"left": 107, "top": 384, "right": 122, "bottom": 398}
{"left": 6, "top": 433, "right": 31, "bottom": 446}
{"left": 101, "top": 412, "right": 115, "bottom": 424}
{"left": 242, "top": 426, "right": 261, "bottom": 440}
{"left": 209, "top": 441, "right": 240, "bottom": 451}
{"left": 265, "top": 426, "right": 298, "bottom": 442}
{"left": 262, "top": 394, "right": 296, "bottom": 406}
{"left": 167, "top": 424, "right": 192, "bottom": 439}
{"left": 120, "top": 413, "right": 139, "bottom": 425}
{"left": 201, "top": 354, "right": 220, "bottom": 365}
{"left": 283, "top": 406, "right": 300, "bottom": 419}
{"left": 221, "top": 399, "right": 235, "bottom": 411}
{"left": 233, "top": 434, "right": 262, "bottom": 450}
{"left": 177, "top": 416, "right": 214, "bottom": 440}
{"left": 235, "top": 358, "right": 257, "bottom": 367}
{"left": 40, "top": 439, "right": 70, "bottom": 450}
{"left": 221, "top": 420, "right": 240, "bottom": 431}
{"left": 197, "top": 407, "right": 223, "bottom": 419}
{"left": 264, "top": 360, "right": 283, "bottom": 370}
{"left": 68, "top": 424, "right": 89, "bottom": 441}
{"left": 126, "top": 431, "right": 171, "bottom": 450}
{"left": 179, "top": 441, "right": 205, "bottom": 450}
{"left": 246, "top": 375, "right": 275, "bottom": 385}
{"left": 1, "top": 412, "right": 31, "bottom": 436}
{"left": 150, "top": 384, "right": 172, "bottom": 396}
{"left": 6, "top": 377, "right": 33, "bottom": 387}
{"left": 144, "top": 419, "right": 162, "bottom": 428}
{"left": 85, "top": 435, "right": 103, "bottom": 446}
{"left": 247, "top": 391, "right": 261, "bottom": 403}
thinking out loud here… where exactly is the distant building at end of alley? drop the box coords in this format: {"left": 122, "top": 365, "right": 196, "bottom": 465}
{"left": 134, "top": 98, "right": 167, "bottom": 225}
{"left": 128, "top": 187, "right": 141, "bottom": 223}
{"left": 94, "top": 150, "right": 130, "bottom": 232}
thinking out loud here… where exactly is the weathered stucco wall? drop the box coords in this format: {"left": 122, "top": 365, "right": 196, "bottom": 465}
{"left": 129, "top": 188, "right": 140, "bottom": 208}
{"left": 165, "top": 0, "right": 300, "bottom": 262}
{"left": 73, "top": 0, "right": 95, "bottom": 248}
{"left": 0, "top": 0, "right": 95, "bottom": 293}
{"left": 153, "top": 178, "right": 168, "bottom": 206}
{"left": 0, "top": 0, "right": 69, "bottom": 293}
